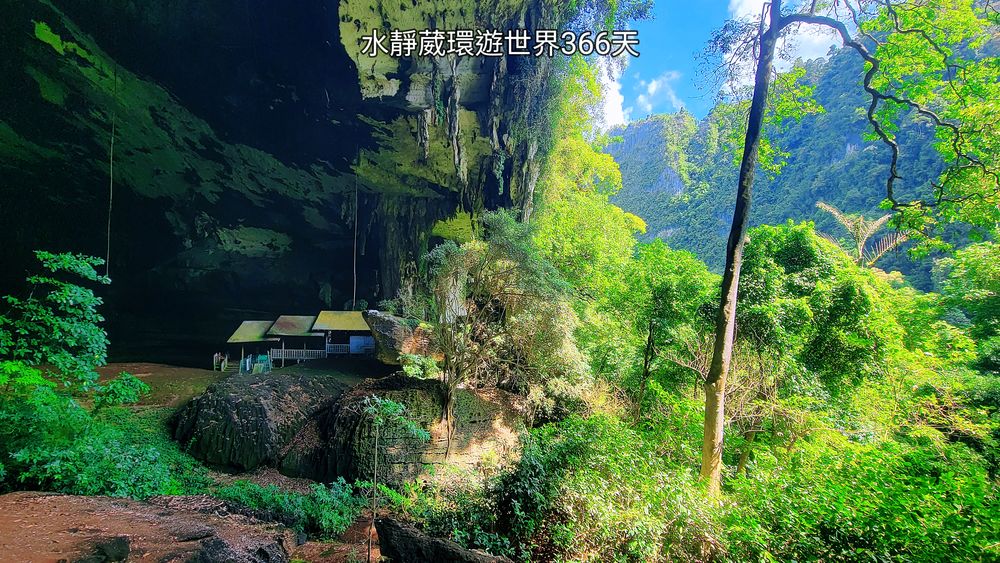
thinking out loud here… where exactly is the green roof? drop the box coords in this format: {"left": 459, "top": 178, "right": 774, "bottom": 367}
{"left": 267, "top": 315, "right": 322, "bottom": 337}
{"left": 227, "top": 320, "right": 279, "bottom": 343}
{"left": 312, "top": 310, "right": 370, "bottom": 332}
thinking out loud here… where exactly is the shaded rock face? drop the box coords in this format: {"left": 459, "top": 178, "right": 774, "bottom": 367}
{"left": 376, "top": 518, "right": 512, "bottom": 563}
{"left": 0, "top": 0, "right": 560, "bottom": 362}
{"left": 281, "top": 375, "right": 525, "bottom": 486}
{"left": 171, "top": 367, "right": 358, "bottom": 471}
{"left": 364, "top": 310, "right": 438, "bottom": 365}
{"left": 0, "top": 492, "right": 295, "bottom": 563}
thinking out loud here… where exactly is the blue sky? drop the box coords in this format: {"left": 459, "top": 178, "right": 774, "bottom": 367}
{"left": 620, "top": 0, "right": 731, "bottom": 120}
{"left": 601, "top": 0, "right": 840, "bottom": 125}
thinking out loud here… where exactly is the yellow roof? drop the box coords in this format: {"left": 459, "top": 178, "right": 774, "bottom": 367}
{"left": 312, "top": 310, "right": 370, "bottom": 332}
{"left": 227, "top": 321, "right": 279, "bottom": 343}
{"left": 266, "top": 315, "right": 322, "bottom": 337}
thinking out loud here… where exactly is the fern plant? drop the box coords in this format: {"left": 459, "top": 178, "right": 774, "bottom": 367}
{"left": 816, "top": 202, "right": 908, "bottom": 267}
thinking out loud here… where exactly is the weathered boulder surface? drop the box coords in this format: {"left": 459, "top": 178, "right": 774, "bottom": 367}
{"left": 172, "top": 365, "right": 358, "bottom": 471}
{"left": 363, "top": 310, "right": 438, "bottom": 365}
{"left": 281, "top": 375, "right": 525, "bottom": 486}
{"left": 376, "top": 518, "right": 512, "bottom": 563}
{"left": 0, "top": 492, "right": 295, "bottom": 563}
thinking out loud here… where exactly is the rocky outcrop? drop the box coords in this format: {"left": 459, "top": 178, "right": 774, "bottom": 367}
{"left": 0, "top": 492, "right": 295, "bottom": 563}
{"left": 376, "top": 518, "right": 512, "bottom": 563}
{"left": 172, "top": 366, "right": 357, "bottom": 471}
{"left": 281, "top": 375, "right": 525, "bottom": 486}
{"left": 363, "top": 310, "right": 438, "bottom": 365}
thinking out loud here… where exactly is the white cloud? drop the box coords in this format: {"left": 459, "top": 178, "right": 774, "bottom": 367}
{"left": 596, "top": 56, "right": 629, "bottom": 130}
{"left": 633, "top": 70, "right": 684, "bottom": 117}
{"left": 729, "top": 0, "right": 764, "bottom": 19}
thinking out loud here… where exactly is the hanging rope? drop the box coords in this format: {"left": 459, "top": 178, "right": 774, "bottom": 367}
{"left": 106, "top": 63, "right": 118, "bottom": 277}
{"left": 352, "top": 148, "right": 359, "bottom": 310}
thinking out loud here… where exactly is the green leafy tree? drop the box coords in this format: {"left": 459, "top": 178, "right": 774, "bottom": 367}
{"left": 0, "top": 251, "right": 110, "bottom": 388}
{"left": 699, "top": 0, "right": 1000, "bottom": 494}
{"left": 425, "top": 211, "right": 583, "bottom": 447}
{"left": 0, "top": 252, "right": 153, "bottom": 495}
{"left": 936, "top": 241, "right": 1000, "bottom": 371}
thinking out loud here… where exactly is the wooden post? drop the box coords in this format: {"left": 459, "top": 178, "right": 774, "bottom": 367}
{"left": 241, "top": 346, "right": 245, "bottom": 374}
{"left": 281, "top": 340, "right": 286, "bottom": 368}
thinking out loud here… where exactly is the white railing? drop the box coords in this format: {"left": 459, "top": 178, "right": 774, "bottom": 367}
{"left": 326, "top": 343, "right": 350, "bottom": 355}
{"left": 269, "top": 348, "right": 327, "bottom": 362}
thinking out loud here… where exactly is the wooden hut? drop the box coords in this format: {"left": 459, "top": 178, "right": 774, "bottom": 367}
{"left": 312, "top": 310, "right": 375, "bottom": 355}
{"left": 266, "top": 315, "right": 325, "bottom": 366}
{"left": 226, "top": 320, "right": 278, "bottom": 373}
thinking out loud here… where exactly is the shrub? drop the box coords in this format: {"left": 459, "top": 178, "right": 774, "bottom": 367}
{"left": 213, "top": 479, "right": 366, "bottom": 538}
{"left": 416, "top": 415, "right": 721, "bottom": 562}
{"left": 725, "top": 435, "right": 1000, "bottom": 562}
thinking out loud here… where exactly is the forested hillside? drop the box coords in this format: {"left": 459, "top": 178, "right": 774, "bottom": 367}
{"left": 606, "top": 46, "right": 957, "bottom": 287}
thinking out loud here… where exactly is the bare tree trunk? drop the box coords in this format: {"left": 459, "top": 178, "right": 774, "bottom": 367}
{"left": 700, "top": 0, "right": 782, "bottom": 497}
{"left": 443, "top": 384, "right": 455, "bottom": 459}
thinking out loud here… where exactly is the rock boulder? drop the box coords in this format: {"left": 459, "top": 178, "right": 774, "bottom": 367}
{"left": 172, "top": 366, "right": 357, "bottom": 471}
{"left": 375, "top": 518, "right": 512, "bottom": 563}
{"left": 281, "top": 375, "right": 525, "bottom": 486}
{"left": 363, "top": 310, "right": 439, "bottom": 365}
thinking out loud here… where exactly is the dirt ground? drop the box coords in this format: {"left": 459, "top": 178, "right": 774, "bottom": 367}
{"left": 292, "top": 517, "right": 383, "bottom": 563}
{"left": 0, "top": 492, "right": 295, "bottom": 563}
{"left": 97, "top": 362, "right": 227, "bottom": 408}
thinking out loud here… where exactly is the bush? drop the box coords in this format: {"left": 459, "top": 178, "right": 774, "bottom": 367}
{"left": 213, "top": 479, "right": 366, "bottom": 538}
{"left": 415, "top": 415, "right": 721, "bottom": 562}
{"left": 0, "top": 361, "right": 210, "bottom": 497}
{"left": 725, "top": 435, "right": 1000, "bottom": 562}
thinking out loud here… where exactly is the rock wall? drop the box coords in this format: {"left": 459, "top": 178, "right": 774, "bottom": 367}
{"left": 0, "top": 0, "right": 562, "bottom": 360}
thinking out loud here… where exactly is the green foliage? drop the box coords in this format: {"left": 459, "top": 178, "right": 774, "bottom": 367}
{"left": 399, "top": 353, "right": 441, "bottom": 379}
{"left": 726, "top": 435, "right": 1000, "bottom": 562}
{"left": 93, "top": 372, "right": 150, "bottom": 410}
{"left": 0, "top": 251, "right": 205, "bottom": 498}
{"left": 936, "top": 241, "right": 1000, "bottom": 371}
{"left": 418, "top": 210, "right": 587, "bottom": 417}
{"left": 0, "top": 372, "right": 209, "bottom": 498}
{"left": 737, "top": 222, "right": 902, "bottom": 390}
{"left": 420, "top": 415, "right": 720, "bottom": 562}
{"left": 360, "top": 395, "right": 431, "bottom": 442}
{"left": 214, "top": 479, "right": 365, "bottom": 538}
{"left": 0, "top": 251, "right": 110, "bottom": 388}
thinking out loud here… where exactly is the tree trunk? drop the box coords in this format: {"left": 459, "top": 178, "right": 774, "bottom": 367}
{"left": 634, "top": 319, "right": 656, "bottom": 419}
{"left": 736, "top": 430, "right": 757, "bottom": 477}
{"left": 700, "top": 0, "right": 782, "bottom": 497}
{"left": 443, "top": 384, "right": 455, "bottom": 459}
{"left": 368, "top": 427, "right": 379, "bottom": 563}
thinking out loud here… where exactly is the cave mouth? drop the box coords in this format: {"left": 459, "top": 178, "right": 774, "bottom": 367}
{"left": 0, "top": 0, "right": 471, "bottom": 366}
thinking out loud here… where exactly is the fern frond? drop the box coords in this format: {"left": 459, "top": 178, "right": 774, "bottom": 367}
{"left": 863, "top": 232, "right": 909, "bottom": 267}
{"left": 816, "top": 201, "right": 852, "bottom": 228}
{"left": 860, "top": 213, "right": 893, "bottom": 242}
{"left": 816, "top": 231, "right": 846, "bottom": 250}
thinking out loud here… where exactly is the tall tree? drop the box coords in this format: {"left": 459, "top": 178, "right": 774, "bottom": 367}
{"left": 700, "top": 0, "right": 1000, "bottom": 495}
